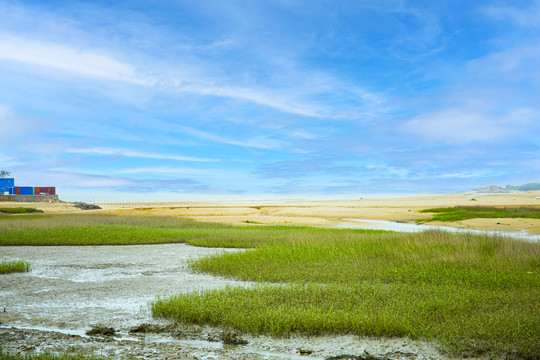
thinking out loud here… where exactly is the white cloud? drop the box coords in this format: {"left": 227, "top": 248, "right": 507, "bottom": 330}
{"left": 0, "top": 24, "right": 385, "bottom": 120}
{"left": 400, "top": 103, "right": 535, "bottom": 143}
{"left": 466, "top": 43, "right": 540, "bottom": 84}
{"left": 437, "top": 170, "right": 496, "bottom": 179}
{"left": 116, "top": 166, "right": 242, "bottom": 178}
{"left": 0, "top": 152, "right": 22, "bottom": 167}
{"left": 18, "top": 169, "right": 130, "bottom": 188}
{"left": 0, "top": 103, "right": 50, "bottom": 141}
{"left": 0, "top": 33, "right": 155, "bottom": 85}
{"left": 66, "top": 147, "right": 217, "bottom": 162}
{"left": 173, "top": 125, "right": 286, "bottom": 150}
{"left": 483, "top": 1, "right": 540, "bottom": 28}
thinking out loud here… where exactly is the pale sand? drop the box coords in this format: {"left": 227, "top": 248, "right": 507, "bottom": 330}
{"left": 2, "top": 191, "right": 540, "bottom": 235}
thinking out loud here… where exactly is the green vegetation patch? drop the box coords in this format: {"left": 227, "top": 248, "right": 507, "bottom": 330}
{"left": 0, "top": 260, "right": 30, "bottom": 274}
{"left": 0, "top": 349, "right": 104, "bottom": 360}
{"left": 419, "top": 206, "right": 540, "bottom": 222}
{"left": 0, "top": 208, "right": 43, "bottom": 214}
{"left": 0, "top": 213, "right": 382, "bottom": 247}
{"left": 152, "top": 230, "right": 540, "bottom": 358}
{"left": 0, "top": 213, "right": 233, "bottom": 246}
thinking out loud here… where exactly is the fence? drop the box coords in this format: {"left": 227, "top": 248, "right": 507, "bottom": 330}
{"left": 97, "top": 201, "right": 201, "bottom": 206}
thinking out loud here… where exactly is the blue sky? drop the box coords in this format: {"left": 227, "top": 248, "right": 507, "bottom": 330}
{"left": 0, "top": 0, "right": 539, "bottom": 202}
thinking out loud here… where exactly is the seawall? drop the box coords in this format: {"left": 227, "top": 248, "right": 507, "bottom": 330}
{"left": 0, "top": 194, "right": 61, "bottom": 203}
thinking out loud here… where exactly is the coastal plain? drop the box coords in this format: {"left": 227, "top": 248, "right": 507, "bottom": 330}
{"left": 1, "top": 191, "right": 539, "bottom": 359}
{"left": 7, "top": 191, "right": 539, "bottom": 235}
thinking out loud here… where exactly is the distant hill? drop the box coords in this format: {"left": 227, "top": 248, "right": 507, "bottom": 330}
{"left": 474, "top": 183, "right": 540, "bottom": 193}
{"left": 505, "top": 183, "right": 540, "bottom": 191}
{"left": 474, "top": 185, "right": 509, "bottom": 193}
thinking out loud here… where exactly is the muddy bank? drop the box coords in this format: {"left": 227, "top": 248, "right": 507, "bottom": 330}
{"left": 0, "top": 244, "right": 451, "bottom": 359}
{"left": 0, "top": 326, "right": 449, "bottom": 360}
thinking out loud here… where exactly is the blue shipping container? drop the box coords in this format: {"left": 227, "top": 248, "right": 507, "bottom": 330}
{"left": 18, "top": 186, "right": 35, "bottom": 195}
{"left": 0, "top": 178, "right": 15, "bottom": 194}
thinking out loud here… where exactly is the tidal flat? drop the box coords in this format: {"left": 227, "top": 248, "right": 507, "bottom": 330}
{"left": 1, "top": 196, "right": 539, "bottom": 359}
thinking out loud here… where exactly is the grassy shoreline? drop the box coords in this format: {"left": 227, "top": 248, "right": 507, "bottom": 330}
{"left": 419, "top": 205, "right": 540, "bottom": 222}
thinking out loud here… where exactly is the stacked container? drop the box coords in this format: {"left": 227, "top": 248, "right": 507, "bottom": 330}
{"left": 34, "top": 187, "right": 56, "bottom": 195}
{"left": 15, "top": 186, "right": 35, "bottom": 195}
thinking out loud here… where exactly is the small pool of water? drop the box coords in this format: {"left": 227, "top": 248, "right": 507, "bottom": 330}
{"left": 340, "top": 219, "right": 540, "bottom": 242}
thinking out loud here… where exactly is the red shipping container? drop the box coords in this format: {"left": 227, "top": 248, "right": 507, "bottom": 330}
{"left": 35, "top": 187, "right": 56, "bottom": 195}
{"left": 15, "top": 186, "right": 20, "bottom": 195}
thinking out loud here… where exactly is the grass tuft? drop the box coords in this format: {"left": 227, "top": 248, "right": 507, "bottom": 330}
{"left": 0, "top": 260, "right": 30, "bottom": 274}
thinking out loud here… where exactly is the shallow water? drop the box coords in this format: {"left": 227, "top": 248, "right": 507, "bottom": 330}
{"left": 340, "top": 218, "right": 540, "bottom": 242}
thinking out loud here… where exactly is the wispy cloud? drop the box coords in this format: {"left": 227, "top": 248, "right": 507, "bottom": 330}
{"left": 466, "top": 43, "right": 540, "bottom": 84}
{"left": 0, "top": 34, "right": 155, "bottom": 85}
{"left": 400, "top": 103, "right": 536, "bottom": 144}
{"left": 0, "top": 31, "right": 384, "bottom": 121}
{"left": 172, "top": 125, "right": 286, "bottom": 150}
{"left": 116, "top": 166, "right": 240, "bottom": 178}
{"left": 482, "top": 1, "right": 540, "bottom": 28}
{"left": 66, "top": 147, "right": 217, "bottom": 162}
{"left": 0, "top": 104, "right": 51, "bottom": 142}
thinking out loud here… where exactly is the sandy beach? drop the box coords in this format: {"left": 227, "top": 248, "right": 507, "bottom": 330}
{"left": 3, "top": 191, "right": 540, "bottom": 235}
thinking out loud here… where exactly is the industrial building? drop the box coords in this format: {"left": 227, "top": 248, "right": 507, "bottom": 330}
{"left": 0, "top": 178, "right": 14, "bottom": 194}
{"left": 0, "top": 178, "right": 56, "bottom": 196}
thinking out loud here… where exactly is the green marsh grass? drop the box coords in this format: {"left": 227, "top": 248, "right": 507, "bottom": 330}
{"left": 0, "top": 208, "right": 43, "bottom": 214}
{"left": 0, "top": 213, "right": 381, "bottom": 246}
{"left": 0, "top": 349, "right": 104, "bottom": 360}
{"left": 419, "top": 205, "right": 540, "bottom": 222}
{"left": 152, "top": 230, "right": 540, "bottom": 358}
{"left": 0, "top": 260, "right": 30, "bottom": 274}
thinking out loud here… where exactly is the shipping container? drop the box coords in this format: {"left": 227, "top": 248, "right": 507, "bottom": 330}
{"left": 0, "top": 178, "right": 15, "bottom": 193}
{"left": 16, "top": 186, "right": 34, "bottom": 195}
{"left": 35, "top": 187, "right": 56, "bottom": 195}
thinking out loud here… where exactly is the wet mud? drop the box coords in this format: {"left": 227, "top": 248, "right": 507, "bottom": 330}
{"left": 1, "top": 244, "right": 450, "bottom": 359}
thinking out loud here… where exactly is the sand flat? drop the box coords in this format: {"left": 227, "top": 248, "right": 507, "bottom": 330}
{"left": 2, "top": 191, "right": 540, "bottom": 234}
